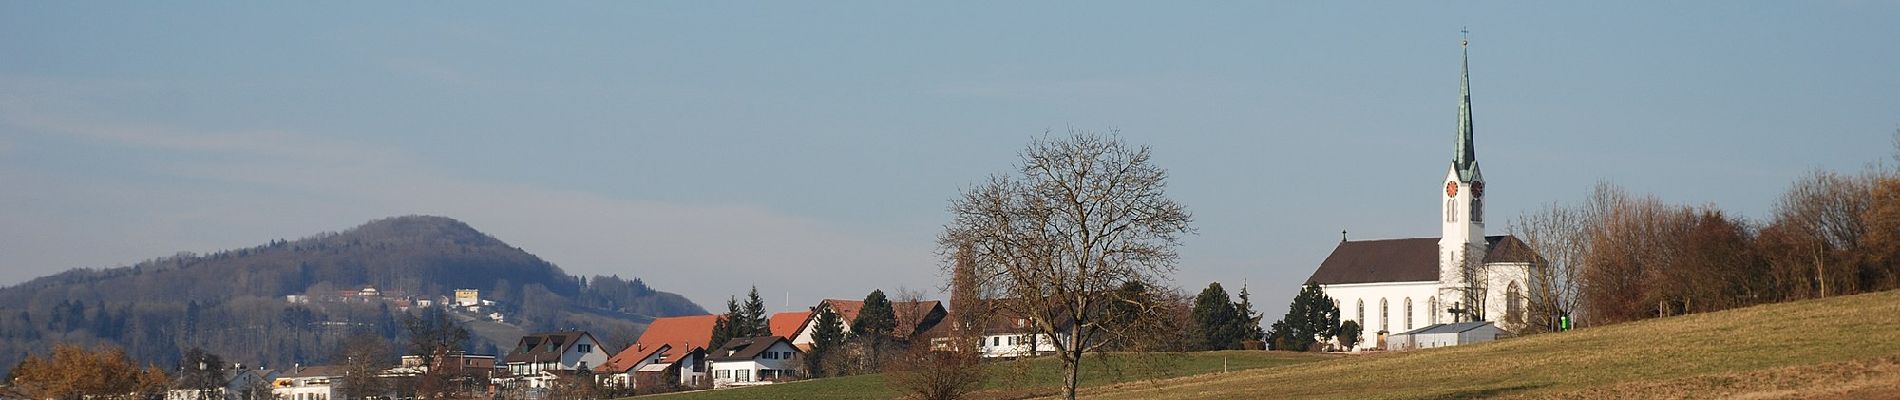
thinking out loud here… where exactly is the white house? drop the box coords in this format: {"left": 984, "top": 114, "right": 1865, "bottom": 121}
{"left": 1386, "top": 321, "right": 1501, "bottom": 351}
{"left": 1303, "top": 40, "right": 1538, "bottom": 352}
{"left": 921, "top": 310, "right": 1063, "bottom": 359}
{"left": 634, "top": 347, "right": 707, "bottom": 390}
{"left": 271, "top": 365, "right": 343, "bottom": 400}
{"left": 596, "top": 343, "right": 671, "bottom": 389}
{"left": 168, "top": 366, "right": 276, "bottom": 400}
{"left": 706, "top": 336, "right": 801, "bottom": 388}
{"left": 501, "top": 331, "right": 608, "bottom": 389}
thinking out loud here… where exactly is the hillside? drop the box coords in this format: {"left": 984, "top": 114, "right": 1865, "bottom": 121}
{"left": 1067, "top": 289, "right": 1900, "bottom": 399}
{"left": 0, "top": 215, "right": 704, "bottom": 376}
{"left": 657, "top": 351, "right": 1330, "bottom": 400}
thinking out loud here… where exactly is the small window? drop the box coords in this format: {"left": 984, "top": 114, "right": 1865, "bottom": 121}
{"left": 578, "top": 344, "right": 592, "bottom": 353}
{"left": 993, "top": 337, "right": 1001, "bottom": 346}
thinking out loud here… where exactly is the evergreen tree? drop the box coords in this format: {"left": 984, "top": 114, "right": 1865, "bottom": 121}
{"left": 1190, "top": 283, "right": 1243, "bottom": 350}
{"left": 741, "top": 286, "right": 769, "bottom": 337}
{"left": 1265, "top": 283, "right": 1341, "bottom": 352}
{"left": 851, "top": 290, "right": 897, "bottom": 338}
{"left": 710, "top": 296, "right": 739, "bottom": 350}
{"left": 1337, "top": 320, "right": 1363, "bottom": 351}
{"left": 806, "top": 306, "right": 846, "bottom": 376}
{"left": 1235, "top": 284, "right": 1267, "bottom": 343}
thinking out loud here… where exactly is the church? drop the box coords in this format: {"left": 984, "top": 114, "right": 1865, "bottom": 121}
{"left": 1304, "top": 39, "right": 1537, "bottom": 350}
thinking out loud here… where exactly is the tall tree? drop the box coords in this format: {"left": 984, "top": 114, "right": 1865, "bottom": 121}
{"left": 1190, "top": 283, "right": 1243, "bottom": 351}
{"left": 806, "top": 306, "right": 846, "bottom": 377}
{"left": 710, "top": 296, "right": 739, "bottom": 350}
{"left": 1265, "top": 283, "right": 1340, "bottom": 352}
{"left": 1511, "top": 181, "right": 1618, "bottom": 331}
{"left": 10, "top": 344, "right": 169, "bottom": 400}
{"left": 940, "top": 131, "right": 1193, "bottom": 400}
{"left": 404, "top": 306, "right": 471, "bottom": 399}
{"left": 741, "top": 286, "right": 769, "bottom": 338}
{"left": 1235, "top": 284, "right": 1266, "bottom": 345}
{"left": 177, "top": 348, "right": 227, "bottom": 400}
{"left": 850, "top": 290, "right": 897, "bottom": 338}
{"left": 336, "top": 333, "right": 391, "bottom": 400}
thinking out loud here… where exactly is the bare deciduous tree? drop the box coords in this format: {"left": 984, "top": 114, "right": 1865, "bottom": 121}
{"left": 1510, "top": 181, "right": 1619, "bottom": 331}
{"left": 940, "top": 131, "right": 1192, "bottom": 400}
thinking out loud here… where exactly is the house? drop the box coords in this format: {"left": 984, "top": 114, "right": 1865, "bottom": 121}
{"left": 706, "top": 336, "right": 801, "bottom": 388}
{"left": 800, "top": 299, "right": 948, "bottom": 343}
{"left": 271, "top": 365, "right": 344, "bottom": 400}
{"left": 398, "top": 352, "right": 496, "bottom": 374}
{"left": 767, "top": 311, "right": 814, "bottom": 350}
{"left": 1385, "top": 321, "right": 1501, "bottom": 351}
{"left": 634, "top": 347, "right": 708, "bottom": 390}
{"left": 921, "top": 310, "right": 1061, "bottom": 359}
{"left": 168, "top": 365, "right": 277, "bottom": 400}
{"left": 632, "top": 314, "right": 720, "bottom": 351}
{"left": 454, "top": 289, "right": 481, "bottom": 307}
{"left": 595, "top": 343, "right": 671, "bottom": 389}
{"left": 500, "top": 331, "right": 608, "bottom": 389}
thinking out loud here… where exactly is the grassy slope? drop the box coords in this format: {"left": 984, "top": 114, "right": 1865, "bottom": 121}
{"left": 1071, "top": 289, "right": 1900, "bottom": 399}
{"left": 647, "top": 351, "right": 1330, "bottom": 400}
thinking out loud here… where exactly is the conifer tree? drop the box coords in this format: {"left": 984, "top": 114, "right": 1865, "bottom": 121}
{"left": 806, "top": 306, "right": 846, "bottom": 376}
{"left": 1190, "top": 283, "right": 1243, "bottom": 350}
{"left": 742, "top": 286, "right": 768, "bottom": 337}
{"left": 851, "top": 290, "right": 897, "bottom": 338}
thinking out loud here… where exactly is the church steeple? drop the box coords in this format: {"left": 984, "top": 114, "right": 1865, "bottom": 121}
{"left": 1453, "top": 29, "right": 1477, "bottom": 182}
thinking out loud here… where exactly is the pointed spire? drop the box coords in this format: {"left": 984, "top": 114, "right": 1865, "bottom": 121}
{"left": 1453, "top": 28, "right": 1477, "bottom": 181}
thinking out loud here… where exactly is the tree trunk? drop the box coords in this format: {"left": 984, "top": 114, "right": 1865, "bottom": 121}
{"left": 1062, "top": 352, "right": 1081, "bottom": 400}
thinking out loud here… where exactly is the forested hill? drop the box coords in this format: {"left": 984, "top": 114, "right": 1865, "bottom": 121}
{"left": 0, "top": 215, "right": 705, "bottom": 376}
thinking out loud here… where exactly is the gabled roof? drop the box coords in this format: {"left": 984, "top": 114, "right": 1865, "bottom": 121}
{"left": 277, "top": 365, "right": 345, "bottom": 379}
{"left": 633, "top": 314, "right": 720, "bottom": 351}
{"left": 1305, "top": 235, "right": 1533, "bottom": 285}
{"left": 768, "top": 311, "right": 812, "bottom": 339}
{"left": 820, "top": 298, "right": 946, "bottom": 336}
{"left": 504, "top": 331, "right": 595, "bottom": 364}
{"left": 596, "top": 343, "right": 670, "bottom": 373}
{"left": 707, "top": 336, "right": 796, "bottom": 362}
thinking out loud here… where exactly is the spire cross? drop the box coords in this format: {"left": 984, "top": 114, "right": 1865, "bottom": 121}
{"left": 1461, "top": 27, "right": 1469, "bottom": 48}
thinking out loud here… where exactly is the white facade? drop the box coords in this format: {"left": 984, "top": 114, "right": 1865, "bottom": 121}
{"left": 1317, "top": 281, "right": 1441, "bottom": 350}
{"left": 271, "top": 369, "right": 340, "bottom": 400}
{"left": 978, "top": 332, "right": 1056, "bottom": 358}
{"left": 709, "top": 340, "right": 800, "bottom": 388}
{"left": 1387, "top": 322, "right": 1501, "bottom": 351}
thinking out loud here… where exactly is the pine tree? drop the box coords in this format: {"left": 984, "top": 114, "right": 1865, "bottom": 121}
{"left": 742, "top": 286, "right": 768, "bottom": 338}
{"left": 710, "top": 296, "right": 740, "bottom": 350}
{"left": 1190, "top": 283, "right": 1242, "bottom": 350}
{"left": 851, "top": 290, "right": 897, "bottom": 338}
{"left": 1265, "top": 283, "right": 1340, "bottom": 352}
{"left": 1235, "top": 283, "right": 1266, "bottom": 343}
{"left": 806, "top": 306, "right": 846, "bottom": 376}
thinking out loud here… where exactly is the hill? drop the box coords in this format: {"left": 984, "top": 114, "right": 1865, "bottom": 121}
{"left": 1067, "top": 289, "right": 1900, "bottom": 399}
{"left": 0, "top": 215, "right": 705, "bottom": 376}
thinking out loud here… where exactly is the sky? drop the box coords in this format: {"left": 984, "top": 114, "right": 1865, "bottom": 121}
{"left": 2, "top": 2, "right": 1896, "bottom": 321}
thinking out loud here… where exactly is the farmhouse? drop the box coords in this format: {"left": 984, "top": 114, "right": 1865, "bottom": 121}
{"left": 706, "top": 336, "right": 802, "bottom": 388}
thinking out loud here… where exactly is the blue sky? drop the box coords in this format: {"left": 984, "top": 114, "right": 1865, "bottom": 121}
{"left": 3, "top": 2, "right": 1896, "bottom": 320}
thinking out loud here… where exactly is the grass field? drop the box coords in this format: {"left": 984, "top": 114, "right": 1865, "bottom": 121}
{"left": 639, "top": 290, "right": 1900, "bottom": 399}
{"left": 1071, "top": 289, "right": 1900, "bottom": 399}
{"left": 643, "top": 351, "right": 1329, "bottom": 400}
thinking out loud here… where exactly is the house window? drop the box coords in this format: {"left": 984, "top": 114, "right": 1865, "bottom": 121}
{"left": 1405, "top": 298, "right": 1413, "bottom": 330}
{"left": 763, "top": 352, "right": 776, "bottom": 360}
{"left": 578, "top": 344, "right": 592, "bottom": 353}
{"left": 783, "top": 351, "right": 794, "bottom": 360}
{"left": 993, "top": 337, "right": 1001, "bottom": 346}
{"left": 736, "top": 369, "right": 751, "bottom": 382}
{"left": 1380, "top": 298, "right": 1389, "bottom": 333}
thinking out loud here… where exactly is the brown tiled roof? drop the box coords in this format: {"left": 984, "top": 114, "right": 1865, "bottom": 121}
{"left": 1305, "top": 235, "right": 1532, "bottom": 285}
{"left": 504, "top": 331, "right": 593, "bottom": 364}
{"left": 706, "top": 336, "right": 796, "bottom": 362}
{"left": 596, "top": 343, "right": 670, "bottom": 373}
{"left": 821, "top": 299, "right": 866, "bottom": 324}
{"left": 820, "top": 298, "right": 946, "bottom": 335}
{"left": 768, "top": 311, "right": 812, "bottom": 339}
{"left": 633, "top": 314, "right": 720, "bottom": 351}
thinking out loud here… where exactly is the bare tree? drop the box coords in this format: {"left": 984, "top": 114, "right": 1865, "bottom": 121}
{"left": 940, "top": 131, "right": 1192, "bottom": 400}
{"left": 1768, "top": 170, "right": 1872, "bottom": 298}
{"left": 1510, "top": 181, "right": 1619, "bottom": 332}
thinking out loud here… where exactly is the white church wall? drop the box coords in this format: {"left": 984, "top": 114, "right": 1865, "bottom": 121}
{"left": 1318, "top": 281, "right": 1441, "bottom": 351}
{"left": 1480, "top": 261, "right": 1531, "bottom": 331}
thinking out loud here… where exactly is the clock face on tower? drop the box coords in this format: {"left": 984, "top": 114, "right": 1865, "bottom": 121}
{"left": 1473, "top": 181, "right": 1485, "bottom": 198}
{"left": 1445, "top": 181, "right": 1459, "bottom": 198}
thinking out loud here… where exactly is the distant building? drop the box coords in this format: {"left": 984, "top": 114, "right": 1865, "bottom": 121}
{"left": 167, "top": 365, "right": 276, "bottom": 400}
{"left": 285, "top": 295, "right": 309, "bottom": 304}
{"left": 1385, "top": 321, "right": 1501, "bottom": 351}
{"left": 272, "top": 365, "right": 343, "bottom": 400}
{"left": 454, "top": 289, "right": 481, "bottom": 307}
{"left": 706, "top": 336, "right": 801, "bottom": 388}
{"left": 500, "top": 331, "right": 607, "bottom": 390}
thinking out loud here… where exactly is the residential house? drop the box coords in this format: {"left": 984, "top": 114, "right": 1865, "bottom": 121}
{"left": 271, "top": 365, "right": 343, "bottom": 400}
{"left": 767, "top": 311, "right": 814, "bottom": 350}
{"left": 922, "top": 309, "right": 1064, "bottom": 359}
{"left": 595, "top": 343, "right": 671, "bottom": 389}
{"left": 633, "top": 347, "right": 707, "bottom": 390}
{"left": 706, "top": 336, "right": 801, "bottom": 388}
{"left": 500, "top": 331, "right": 607, "bottom": 389}
{"left": 633, "top": 314, "right": 719, "bottom": 351}
{"left": 168, "top": 365, "right": 276, "bottom": 400}
{"left": 398, "top": 352, "right": 496, "bottom": 374}
{"left": 800, "top": 299, "right": 947, "bottom": 344}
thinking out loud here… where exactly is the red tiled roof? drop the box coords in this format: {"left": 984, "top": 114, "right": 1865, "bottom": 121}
{"left": 822, "top": 299, "right": 866, "bottom": 325}
{"left": 634, "top": 314, "right": 720, "bottom": 351}
{"left": 768, "top": 311, "right": 812, "bottom": 339}
{"left": 596, "top": 343, "right": 670, "bottom": 373}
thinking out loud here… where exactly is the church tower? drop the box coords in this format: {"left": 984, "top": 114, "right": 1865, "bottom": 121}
{"left": 1440, "top": 33, "right": 1488, "bottom": 297}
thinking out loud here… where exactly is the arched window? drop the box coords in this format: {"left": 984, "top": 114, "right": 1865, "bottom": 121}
{"left": 1380, "top": 298, "right": 1389, "bottom": 333}
{"left": 1404, "top": 298, "right": 1414, "bottom": 330}
{"left": 1429, "top": 296, "right": 1438, "bottom": 325}
{"left": 1473, "top": 198, "right": 1485, "bottom": 222}
{"left": 1356, "top": 299, "right": 1365, "bottom": 324}
{"left": 1446, "top": 199, "right": 1458, "bottom": 222}
{"left": 1506, "top": 281, "right": 1524, "bottom": 324}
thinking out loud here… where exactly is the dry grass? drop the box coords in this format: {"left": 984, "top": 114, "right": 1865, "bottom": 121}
{"left": 1063, "top": 289, "right": 1900, "bottom": 400}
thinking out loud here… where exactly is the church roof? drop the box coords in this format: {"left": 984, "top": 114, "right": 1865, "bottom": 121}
{"left": 1305, "top": 235, "right": 1536, "bottom": 285}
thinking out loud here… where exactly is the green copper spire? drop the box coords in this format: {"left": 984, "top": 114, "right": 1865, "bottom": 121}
{"left": 1453, "top": 29, "right": 1477, "bottom": 181}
